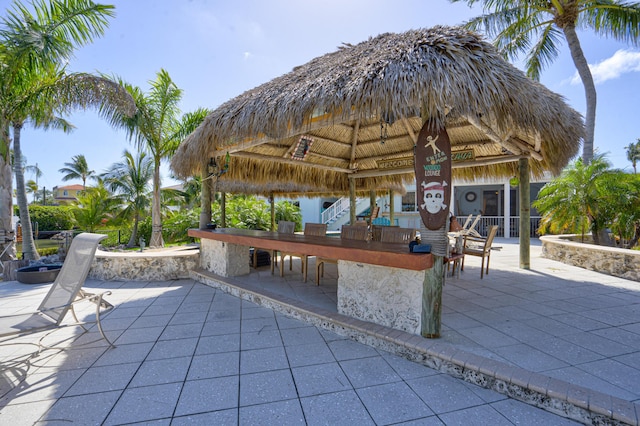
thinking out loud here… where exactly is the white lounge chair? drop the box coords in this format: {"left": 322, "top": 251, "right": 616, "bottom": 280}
{"left": 0, "top": 233, "right": 115, "bottom": 349}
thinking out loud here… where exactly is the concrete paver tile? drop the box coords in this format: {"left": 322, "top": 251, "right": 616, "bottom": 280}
{"left": 38, "top": 390, "right": 121, "bottom": 425}
{"left": 239, "top": 370, "right": 297, "bottom": 406}
{"left": 104, "top": 382, "right": 181, "bottom": 425}
{"left": 356, "top": 381, "right": 433, "bottom": 424}
{"left": 175, "top": 376, "right": 238, "bottom": 416}
{"left": 187, "top": 351, "right": 239, "bottom": 380}
{"left": 300, "top": 390, "right": 375, "bottom": 426}
{"left": 129, "top": 356, "right": 191, "bottom": 387}
{"left": 171, "top": 408, "right": 238, "bottom": 426}
{"left": 291, "top": 362, "right": 352, "bottom": 397}
{"left": 64, "top": 362, "right": 140, "bottom": 397}
{"left": 194, "top": 333, "right": 240, "bottom": 355}
{"left": 340, "top": 356, "right": 401, "bottom": 388}
{"left": 240, "top": 346, "right": 289, "bottom": 374}
{"left": 239, "top": 399, "right": 305, "bottom": 425}
{"left": 407, "top": 374, "right": 485, "bottom": 414}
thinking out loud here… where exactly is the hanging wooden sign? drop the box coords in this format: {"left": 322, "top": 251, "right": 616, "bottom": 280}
{"left": 414, "top": 121, "right": 452, "bottom": 230}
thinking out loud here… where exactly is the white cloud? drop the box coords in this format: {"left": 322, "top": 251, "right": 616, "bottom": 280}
{"left": 243, "top": 52, "right": 252, "bottom": 61}
{"left": 571, "top": 49, "right": 640, "bottom": 85}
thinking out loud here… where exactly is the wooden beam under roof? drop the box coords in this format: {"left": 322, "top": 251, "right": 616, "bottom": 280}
{"left": 231, "top": 151, "right": 355, "bottom": 173}
{"left": 349, "top": 154, "right": 530, "bottom": 179}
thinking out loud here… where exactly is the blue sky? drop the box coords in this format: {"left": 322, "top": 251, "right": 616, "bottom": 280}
{"left": 5, "top": 0, "right": 640, "bottom": 191}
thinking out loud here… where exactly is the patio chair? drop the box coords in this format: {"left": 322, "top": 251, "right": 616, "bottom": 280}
{"left": 464, "top": 214, "right": 483, "bottom": 238}
{"left": 270, "top": 221, "right": 296, "bottom": 275}
{"left": 366, "top": 205, "right": 380, "bottom": 226}
{"left": 0, "top": 233, "right": 115, "bottom": 349}
{"left": 280, "top": 223, "right": 327, "bottom": 282}
{"left": 461, "top": 225, "right": 499, "bottom": 279}
{"left": 380, "top": 226, "right": 416, "bottom": 244}
{"left": 316, "top": 224, "right": 369, "bottom": 284}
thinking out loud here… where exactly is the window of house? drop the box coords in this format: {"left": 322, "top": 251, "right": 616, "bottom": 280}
{"left": 402, "top": 191, "right": 416, "bottom": 212}
{"left": 63, "top": 190, "right": 68, "bottom": 196}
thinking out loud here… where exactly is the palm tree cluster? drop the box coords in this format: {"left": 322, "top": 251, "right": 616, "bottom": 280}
{"left": 109, "top": 70, "right": 210, "bottom": 248}
{"left": 534, "top": 154, "right": 640, "bottom": 248}
{"left": 0, "top": 0, "right": 135, "bottom": 260}
{"left": 1, "top": 0, "right": 209, "bottom": 259}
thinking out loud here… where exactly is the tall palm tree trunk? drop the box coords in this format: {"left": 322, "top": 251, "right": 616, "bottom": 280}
{"left": 0, "top": 125, "right": 16, "bottom": 261}
{"left": 13, "top": 123, "right": 39, "bottom": 260}
{"left": 149, "top": 161, "right": 163, "bottom": 247}
{"left": 128, "top": 214, "right": 139, "bottom": 248}
{"left": 563, "top": 25, "right": 596, "bottom": 164}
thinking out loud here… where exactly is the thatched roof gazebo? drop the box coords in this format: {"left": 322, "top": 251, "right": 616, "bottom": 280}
{"left": 172, "top": 26, "right": 582, "bottom": 193}
{"left": 172, "top": 25, "right": 583, "bottom": 270}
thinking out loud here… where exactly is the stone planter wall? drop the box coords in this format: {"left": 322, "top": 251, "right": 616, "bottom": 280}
{"left": 90, "top": 246, "right": 199, "bottom": 281}
{"left": 540, "top": 235, "right": 640, "bottom": 282}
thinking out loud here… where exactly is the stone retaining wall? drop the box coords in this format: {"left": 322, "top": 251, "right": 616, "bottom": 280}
{"left": 90, "top": 246, "right": 199, "bottom": 281}
{"left": 540, "top": 235, "right": 640, "bottom": 282}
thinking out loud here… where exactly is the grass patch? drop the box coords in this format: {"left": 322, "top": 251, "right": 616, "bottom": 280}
{"left": 16, "top": 239, "right": 60, "bottom": 258}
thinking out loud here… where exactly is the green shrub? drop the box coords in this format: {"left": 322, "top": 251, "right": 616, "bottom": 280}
{"left": 38, "top": 247, "right": 60, "bottom": 256}
{"left": 27, "top": 206, "right": 76, "bottom": 231}
{"left": 95, "top": 228, "right": 133, "bottom": 247}
{"left": 163, "top": 209, "right": 199, "bottom": 244}
{"left": 138, "top": 217, "right": 152, "bottom": 245}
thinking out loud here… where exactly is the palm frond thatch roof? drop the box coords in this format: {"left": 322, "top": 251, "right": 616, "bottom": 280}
{"left": 171, "top": 25, "right": 583, "bottom": 194}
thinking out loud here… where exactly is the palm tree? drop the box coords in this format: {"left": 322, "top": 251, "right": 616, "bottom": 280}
{"left": 0, "top": 0, "right": 132, "bottom": 260}
{"left": 108, "top": 71, "right": 208, "bottom": 247}
{"left": 59, "top": 154, "right": 95, "bottom": 189}
{"left": 534, "top": 154, "right": 626, "bottom": 245}
{"left": 25, "top": 179, "right": 38, "bottom": 203}
{"left": 72, "top": 182, "right": 116, "bottom": 233}
{"left": 625, "top": 139, "right": 640, "bottom": 173}
{"left": 451, "top": 0, "right": 640, "bottom": 164}
{"left": 102, "top": 150, "right": 153, "bottom": 247}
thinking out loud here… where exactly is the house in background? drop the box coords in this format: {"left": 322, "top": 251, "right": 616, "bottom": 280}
{"left": 299, "top": 176, "right": 549, "bottom": 239}
{"left": 52, "top": 184, "right": 84, "bottom": 205}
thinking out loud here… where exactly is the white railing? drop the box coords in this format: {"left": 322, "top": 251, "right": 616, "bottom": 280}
{"left": 321, "top": 197, "right": 351, "bottom": 224}
{"left": 471, "top": 216, "right": 542, "bottom": 238}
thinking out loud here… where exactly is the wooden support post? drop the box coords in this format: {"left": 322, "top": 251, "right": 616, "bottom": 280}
{"left": 369, "top": 189, "right": 376, "bottom": 215}
{"left": 270, "top": 193, "right": 275, "bottom": 231}
{"left": 388, "top": 189, "right": 395, "bottom": 225}
{"left": 221, "top": 192, "right": 227, "bottom": 228}
{"left": 421, "top": 256, "right": 444, "bottom": 337}
{"left": 199, "top": 167, "right": 212, "bottom": 229}
{"left": 519, "top": 157, "right": 530, "bottom": 269}
{"left": 349, "top": 179, "right": 356, "bottom": 225}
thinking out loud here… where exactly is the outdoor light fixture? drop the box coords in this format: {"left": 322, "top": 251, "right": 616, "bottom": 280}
{"left": 206, "top": 153, "right": 230, "bottom": 179}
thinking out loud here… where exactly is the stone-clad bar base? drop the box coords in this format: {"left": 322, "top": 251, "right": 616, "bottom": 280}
{"left": 338, "top": 260, "right": 423, "bottom": 335}
{"left": 191, "top": 267, "right": 638, "bottom": 426}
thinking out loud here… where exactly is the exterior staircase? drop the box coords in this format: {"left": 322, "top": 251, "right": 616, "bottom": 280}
{"left": 321, "top": 197, "right": 372, "bottom": 231}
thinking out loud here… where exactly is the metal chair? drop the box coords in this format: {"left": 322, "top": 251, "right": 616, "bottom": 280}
{"left": 0, "top": 233, "right": 115, "bottom": 349}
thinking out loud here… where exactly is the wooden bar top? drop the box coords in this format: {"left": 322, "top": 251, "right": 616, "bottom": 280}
{"left": 189, "top": 228, "right": 433, "bottom": 271}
